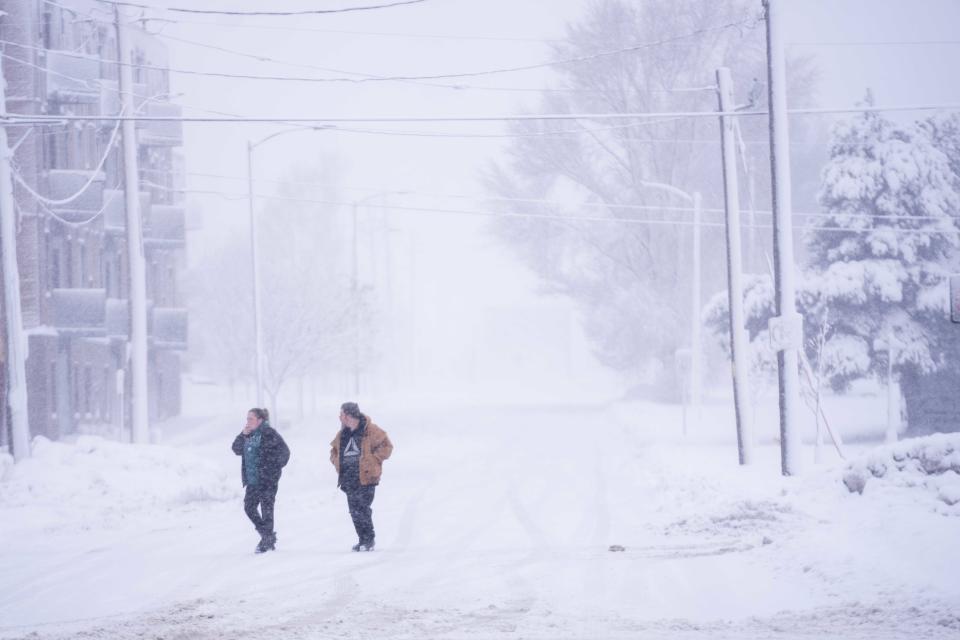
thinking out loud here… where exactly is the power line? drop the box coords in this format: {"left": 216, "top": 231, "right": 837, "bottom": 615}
{"left": 178, "top": 170, "right": 955, "bottom": 223}
{"left": 38, "top": 1, "right": 563, "bottom": 43}
{"left": 96, "top": 0, "right": 429, "bottom": 17}
{"left": 29, "top": 189, "right": 123, "bottom": 228}
{"left": 789, "top": 40, "right": 960, "bottom": 47}
{"left": 37, "top": 2, "right": 718, "bottom": 96}
{"left": 0, "top": 19, "right": 754, "bottom": 85}
{"left": 135, "top": 178, "right": 960, "bottom": 234}
{"left": 7, "top": 101, "right": 960, "bottom": 125}
{"left": 144, "top": 18, "right": 564, "bottom": 44}
{"left": 149, "top": 30, "right": 711, "bottom": 96}
{"left": 318, "top": 117, "right": 689, "bottom": 139}
{"left": 11, "top": 113, "right": 124, "bottom": 207}
{"left": 0, "top": 49, "right": 266, "bottom": 122}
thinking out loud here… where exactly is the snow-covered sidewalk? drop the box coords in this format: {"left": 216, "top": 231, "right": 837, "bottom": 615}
{"left": 1, "top": 402, "right": 958, "bottom": 639}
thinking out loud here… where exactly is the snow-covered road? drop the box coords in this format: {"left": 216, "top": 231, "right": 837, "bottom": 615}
{"left": 1, "top": 402, "right": 958, "bottom": 639}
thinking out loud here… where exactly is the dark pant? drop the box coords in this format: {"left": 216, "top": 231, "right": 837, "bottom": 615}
{"left": 244, "top": 483, "right": 278, "bottom": 539}
{"left": 344, "top": 484, "right": 376, "bottom": 545}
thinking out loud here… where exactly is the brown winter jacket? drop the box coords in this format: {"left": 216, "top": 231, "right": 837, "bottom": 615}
{"left": 330, "top": 415, "right": 393, "bottom": 487}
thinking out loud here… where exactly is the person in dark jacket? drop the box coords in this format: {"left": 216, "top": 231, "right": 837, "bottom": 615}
{"left": 329, "top": 402, "right": 393, "bottom": 552}
{"left": 232, "top": 408, "right": 290, "bottom": 554}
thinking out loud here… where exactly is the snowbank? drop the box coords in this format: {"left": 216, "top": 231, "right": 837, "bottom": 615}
{"left": 0, "top": 435, "right": 237, "bottom": 531}
{"left": 842, "top": 433, "right": 960, "bottom": 510}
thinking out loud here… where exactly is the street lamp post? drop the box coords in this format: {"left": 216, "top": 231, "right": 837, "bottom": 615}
{"left": 246, "top": 126, "right": 328, "bottom": 407}
{"left": 636, "top": 180, "right": 703, "bottom": 428}
{"left": 246, "top": 140, "right": 265, "bottom": 407}
{"left": 350, "top": 191, "right": 396, "bottom": 397}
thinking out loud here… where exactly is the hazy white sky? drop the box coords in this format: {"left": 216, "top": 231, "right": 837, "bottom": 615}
{"left": 156, "top": 0, "right": 960, "bottom": 396}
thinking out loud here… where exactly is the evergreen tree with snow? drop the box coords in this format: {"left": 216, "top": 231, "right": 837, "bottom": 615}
{"left": 806, "top": 105, "right": 960, "bottom": 433}
{"left": 704, "top": 108, "right": 960, "bottom": 435}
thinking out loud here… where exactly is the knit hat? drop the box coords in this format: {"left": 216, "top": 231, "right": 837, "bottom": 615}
{"left": 341, "top": 402, "right": 362, "bottom": 419}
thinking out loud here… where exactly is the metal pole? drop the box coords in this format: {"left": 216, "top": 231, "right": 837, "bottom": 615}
{"left": 886, "top": 331, "right": 897, "bottom": 444}
{"left": 115, "top": 6, "right": 149, "bottom": 444}
{"left": 716, "top": 67, "right": 754, "bottom": 465}
{"left": 763, "top": 0, "right": 803, "bottom": 475}
{"left": 247, "top": 141, "right": 264, "bottom": 407}
{"left": 352, "top": 201, "right": 360, "bottom": 396}
{"left": 0, "top": 63, "right": 31, "bottom": 460}
{"left": 690, "top": 192, "right": 702, "bottom": 430}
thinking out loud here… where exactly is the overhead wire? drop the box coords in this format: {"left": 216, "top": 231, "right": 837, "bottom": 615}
{"left": 0, "top": 18, "right": 757, "bottom": 85}
{"left": 148, "top": 30, "right": 711, "bottom": 96}
{"left": 143, "top": 19, "right": 564, "bottom": 44}
{"left": 95, "top": 0, "right": 429, "bottom": 17}
{"left": 135, "top": 179, "right": 960, "bottom": 235}
{"left": 11, "top": 109, "right": 124, "bottom": 207}
{"left": 7, "top": 100, "right": 960, "bottom": 126}
{"left": 789, "top": 39, "right": 960, "bottom": 47}
{"left": 37, "top": 0, "right": 724, "bottom": 95}
{"left": 31, "top": 189, "right": 124, "bottom": 228}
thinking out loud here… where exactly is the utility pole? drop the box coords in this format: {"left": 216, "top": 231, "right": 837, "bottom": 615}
{"left": 115, "top": 6, "right": 149, "bottom": 444}
{"left": 716, "top": 67, "right": 753, "bottom": 465}
{"left": 0, "top": 64, "right": 31, "bottom": 460}
{"left": 763, "top": 0, "right": 803, "bottom": 475}
{"left": 246, "top": 141, "right": 264, "bottom": 407}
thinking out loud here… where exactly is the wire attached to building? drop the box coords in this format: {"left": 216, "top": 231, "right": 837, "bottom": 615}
{"left": 11, "top": 112, "right": 124, "bottom": 207}
{"left": 29, "top": 188, "right": 124, "bottom": 228}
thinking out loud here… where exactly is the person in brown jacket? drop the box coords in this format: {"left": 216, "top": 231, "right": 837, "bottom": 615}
{"left": 330, "top": 402, "right": 393, "bottom": 551}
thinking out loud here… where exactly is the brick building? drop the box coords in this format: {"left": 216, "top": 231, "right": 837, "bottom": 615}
{"left": 0, "top": 0, "right": 186, "bottom": 452}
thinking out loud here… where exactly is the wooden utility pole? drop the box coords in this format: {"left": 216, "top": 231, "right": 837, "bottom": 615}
{"left": 115, "top": 6, "right": 150, "bottom": 443}
{"left": 0, "top": 60, "right": 31, "bottom": 460}
{"left": 716, "top": 67, "right": 753, "bottom": 465}
{"left": 763, "top": 0, "right": 804, "bottom": 475}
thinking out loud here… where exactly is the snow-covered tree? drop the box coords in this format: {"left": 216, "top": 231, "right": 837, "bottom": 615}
{"left": 808, "top": 107, "right": 960, "bottom": 385}
{"left": 706, "top": 108, "right": 960, "bottom": 434}
{"left": 486, "top": 0, "right": 817, "bottom": 398}
{"left": 187, "top": 166, "right": 376, "bottom": 414}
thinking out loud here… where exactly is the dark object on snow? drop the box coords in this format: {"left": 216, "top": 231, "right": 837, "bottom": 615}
{"left": 232, "top": 422, "right": 290, "bottom": 488}
{"left": 843, "top": 471, "right": 867, "bottom": 494}
{"left": 331, "top": 409, "right": 393, "bottom": 552}
{"left": 608, "top": 544, "right": 626, "bottom": 552}
{"left": 255, "top": 532, "right": 276, "bottom": 554}
{"left": 232, "top": 412, "right": 290, "bottom": 553}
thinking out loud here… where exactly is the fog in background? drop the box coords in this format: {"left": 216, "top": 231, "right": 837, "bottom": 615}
{"left": 171, "top": 0, "right": 960, "bottom": 409}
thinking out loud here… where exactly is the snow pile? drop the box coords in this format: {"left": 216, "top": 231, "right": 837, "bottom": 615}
{"left": 842, "top": 433, "right": 960, "bottom": 509}
{"left": 0, "top": 435, "right": 237, "bottom": 527}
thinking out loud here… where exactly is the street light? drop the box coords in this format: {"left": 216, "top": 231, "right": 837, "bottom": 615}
{"left": 246, "top": 126, "right": 330, "bottom": 407}
{"left": 350, "top": 190, "right": 397, "bottom": 396}
{"left": 635, "top": 180, "right": 703, "bottom": 429}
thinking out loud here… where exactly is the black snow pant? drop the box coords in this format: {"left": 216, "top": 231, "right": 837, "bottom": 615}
{"left": 244, "top": 483, "right": 278, "bottom": 540}
{"left": 344, "top": 484, "right": 376, "bottom": 546}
